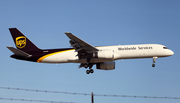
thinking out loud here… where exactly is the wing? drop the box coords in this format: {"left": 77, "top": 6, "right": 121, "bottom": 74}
{"left": 65, "top": 32, "right": 99, "bottom": 52}
{"left": 65, "top": 32, "right": 99, "bottom": 69}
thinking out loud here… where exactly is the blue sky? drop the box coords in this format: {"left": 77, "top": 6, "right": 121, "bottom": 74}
{"left": 0, "top": 0, "right": 180, "bottom": 103}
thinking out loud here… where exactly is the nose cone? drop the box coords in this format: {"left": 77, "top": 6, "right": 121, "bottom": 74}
{"left": 170, "top": 50, "right": 174, "bottom": 56}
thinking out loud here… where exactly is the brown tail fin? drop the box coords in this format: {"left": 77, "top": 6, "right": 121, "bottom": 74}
{"left": 9, "top": 28, "right": 40, "bottom": 52}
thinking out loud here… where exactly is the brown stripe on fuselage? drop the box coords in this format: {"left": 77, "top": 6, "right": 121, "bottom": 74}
{"left": 11, "top": 48, "right": 74, "bottom": 62}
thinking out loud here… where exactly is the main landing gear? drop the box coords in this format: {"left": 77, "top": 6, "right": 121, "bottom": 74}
{"left": 86, "top": 58, "right": 94, "bottom": 74}
{"left": 86, "top": 63, "right": 94, "bottom": 74}
{"left": 86, "top": 69, "right": 94, "bottom": 74}
{"left": 79, "top": 63, "right": 94, "bottom": 74}
{"left": 152, "top": 57, "right": 158, "bottom": 67}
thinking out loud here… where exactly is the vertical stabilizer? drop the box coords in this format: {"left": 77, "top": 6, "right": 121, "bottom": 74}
{"left": 9, "top": 28, "right": 40, "bottom": 52}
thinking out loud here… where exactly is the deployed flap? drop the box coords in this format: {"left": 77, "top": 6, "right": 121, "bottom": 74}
{"left": 65, "top": 32, "right": 99, "bottom": 52}
{"left": 7, "top": 46, "right": 32, "bottom": 57}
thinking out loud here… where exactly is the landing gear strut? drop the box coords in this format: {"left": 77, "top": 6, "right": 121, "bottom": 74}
{"left": 152, "top": 57, "right": 158, "bottom": 67}
{"left": 86, "top": 62, "right": 94, "bottom": 74}
{"left": 85, "top": 57, "right": 94, "bottom": 74}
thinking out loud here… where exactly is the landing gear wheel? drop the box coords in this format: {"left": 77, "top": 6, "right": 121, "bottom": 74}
{"left": 152, "top": 64, "right": 155, "bottom": 67}
{"left": 84, "top": 65, "right": 88, "bottom": 68}
{"left": 86, "top": 70, "right": 90, "bottom": 74}
{"left": 90, "top": 69, "right": 94, "bottom": 73}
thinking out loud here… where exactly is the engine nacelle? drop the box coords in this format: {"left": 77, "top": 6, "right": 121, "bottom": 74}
{"left": 93, "top": 51, "right": 114, "bottom": 59}
{"left": 96, "top": 62, "right": 115, "bottom": 70}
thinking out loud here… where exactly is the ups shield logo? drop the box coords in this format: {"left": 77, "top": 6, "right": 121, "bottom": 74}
{"left": 16, "top": 36, "right": 26, "bottom": 48}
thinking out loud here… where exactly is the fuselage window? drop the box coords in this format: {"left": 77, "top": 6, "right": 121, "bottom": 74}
{"left": 163, "top": 47, "right": 168, "bottom": 49}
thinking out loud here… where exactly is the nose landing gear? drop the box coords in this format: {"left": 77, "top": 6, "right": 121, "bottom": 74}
{"left": 152, "top": 57, "right": 158, "bottom": 67}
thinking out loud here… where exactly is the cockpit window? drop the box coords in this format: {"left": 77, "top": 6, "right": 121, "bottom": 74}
{"left": 163, "top": 47, "right": 168, "bottom": 49}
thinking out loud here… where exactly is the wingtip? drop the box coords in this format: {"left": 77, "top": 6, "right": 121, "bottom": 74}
{"left": 64, "top": 32, "right": 73, "bottom": 37}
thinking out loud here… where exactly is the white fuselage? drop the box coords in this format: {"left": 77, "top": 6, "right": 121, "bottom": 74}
{"left": 38, "top": 44, "right": 174, "bottom": 64}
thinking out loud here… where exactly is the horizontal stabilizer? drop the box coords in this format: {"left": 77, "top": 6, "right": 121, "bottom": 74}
{"left": 7, "top": 46, "right": 32, "bottom": 57}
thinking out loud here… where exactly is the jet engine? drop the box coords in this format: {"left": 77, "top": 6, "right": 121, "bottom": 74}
{"left": 96, "top": 62, "right": 115, "bottom": 70}
{"left": 93, "top": 51, "right": 114, "bottom": 59}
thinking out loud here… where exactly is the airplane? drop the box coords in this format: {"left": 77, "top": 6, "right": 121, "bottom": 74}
{"left": 7, "top": 28, "right": 174, "bottom": 74}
